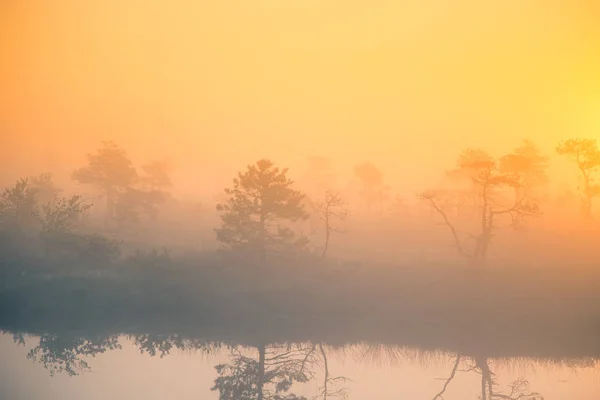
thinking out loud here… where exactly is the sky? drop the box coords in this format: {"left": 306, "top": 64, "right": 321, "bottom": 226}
{"left": 2, "top": 0, "right": 600, "bottom": 196}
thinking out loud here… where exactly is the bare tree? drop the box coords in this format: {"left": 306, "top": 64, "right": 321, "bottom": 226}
{"left": 429, "top": 355, "right": 542, "bottom": 400}
{"left": 430, "top": 354, "right": 462, "bottom": 400}
{"left": 313, "top": 343, "right": 350, "bottom": 400}
{"left": 313, "top": 191, "right": 349, "bottom": 258}
{"left": 418, "top": 145, "right": 544, "bottom": 267}
{"left": 471, "top": 357, "right": 542, "bottom": 400}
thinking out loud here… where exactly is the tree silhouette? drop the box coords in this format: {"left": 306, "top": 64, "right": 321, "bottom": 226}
{"left": 215, "top": 159, "right": 309, "bottom": 261}
{"left": 314, "top": 343, "right": 350, "bottom": 400}
{"left": 132, "top": 334, "right": 220, "bottom": 358}
{"left": 419, "top": 144, "right": 544, "bottom": 266}
{"left": 21, "top": 333, "right": 121, "bottom": 377}
{"left": 354, "top": 162, "right": 387, "bottom": 213}
{"left": 136, "top": 160, "right": 173, "bottom": 221}
{"left": 29, "top": 173, "right": 62, "bottom": 204}
{"left": 388, "top": 194, "right": 410, "bottom": 219}
{"left": 500, "top": 139, "right": 548, "bottom": 189}
{"left": 556, "top": 138, "right": 600, "bottom": 219}
{"left": 429, "top": 354, "right": 542, "bottom": 400}
{"left": 312, "top": 191, "right": 349, "bottom": 258}
{"left": 72, "top": 141, "right": 137, "bottom": 226}
{"left": 140, "top": 160, "right": 173, "bottom": 192}
{"left": 0, "top": 178, "right": 38, "bottom": 229}
{"left": 212, "top": 343, "right": 318, "bottom": 400}
{"left": 35, "top": 195, "right": 92, "bottom": 233}
{"left": 113, "top": 187, "right": 166, "bottom": 229}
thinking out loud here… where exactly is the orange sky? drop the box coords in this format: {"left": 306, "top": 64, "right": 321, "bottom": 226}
{"left": 2, "top": 0, "right": 600, "bottom": 195}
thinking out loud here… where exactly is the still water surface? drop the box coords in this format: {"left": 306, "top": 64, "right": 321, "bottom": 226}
{"left": 1, "top": 333, "right": 599, "bottom": 399}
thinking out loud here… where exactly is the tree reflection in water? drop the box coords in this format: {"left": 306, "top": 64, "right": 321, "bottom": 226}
{"left": 428, "top": 354, "right": 543, "bottom": 400}
{"left": 354, "top": 344, "right": 548, "bottom": 400}
{"left": 14, "top": 332, "right": 121, "bottom": 376}
{"left": 8, "top": 332, "right": 575, "bottom": 399}
{"left": 211, "top": 342, "right": 350, "bottom": 400}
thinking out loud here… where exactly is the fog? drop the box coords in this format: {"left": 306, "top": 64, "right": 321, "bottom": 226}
{"left": 2, "top": 1, "right": 600, "bottom": 399}
{"left": 2, "top": 1, "right": 600, "bottom": 264}
{"left": 3, "top": 1, "right": 600, "bottom": 191}
{"left": 1, "top": 139, "right": 598, "bottom": 267}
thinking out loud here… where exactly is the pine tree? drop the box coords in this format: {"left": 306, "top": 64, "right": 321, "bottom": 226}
{"left": 215, "top": 159, "right": 308, "bottom": 260}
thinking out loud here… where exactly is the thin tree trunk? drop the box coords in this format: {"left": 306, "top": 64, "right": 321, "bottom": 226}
{"left": 481, "top": 373, "right": 487, "bottom": 400}
{"left": 476, "top": 357, "right": 492, "bottom": 400}
{"left": 319, "top": 343, "right": 329, "bottom": 400}
{"left": 257, "top": 344, "right": 266, "bottom": 400}
{"left": 475, "top": 183, "right": 492, "bottom": 267}
{"left": 321, "top": 216, "right": 330, "bottom": 258}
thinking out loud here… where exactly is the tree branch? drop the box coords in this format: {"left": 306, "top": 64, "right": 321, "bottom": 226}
{"left": 431, "top": 354, "right": 462, "bottom": 400}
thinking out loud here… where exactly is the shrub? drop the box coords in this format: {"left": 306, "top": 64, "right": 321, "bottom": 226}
{"left": 40, "top": 231, "right": 122, "bottom": 267}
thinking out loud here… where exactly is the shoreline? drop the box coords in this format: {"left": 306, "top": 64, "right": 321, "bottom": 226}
{"left": 2, "top": 259, "right": 600, "bottom": 358}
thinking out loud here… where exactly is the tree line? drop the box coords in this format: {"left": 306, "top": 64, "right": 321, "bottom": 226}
{"left": 1, "top": 137, "right": 599, "bottom": 267}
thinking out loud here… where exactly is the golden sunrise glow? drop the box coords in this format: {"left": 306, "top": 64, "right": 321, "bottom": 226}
{"left": 4, "top": 4, "right": 600, "bottom": 398}
{"left": 2, "top": 0, "right": 600, "bottom": 195}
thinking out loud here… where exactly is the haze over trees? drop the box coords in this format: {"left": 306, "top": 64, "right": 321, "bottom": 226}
{"left": 502, "top": 139, "right": 549, "bottom": 190}
{"left": 353, "top": 162, "right": 389, "bottom": 214}
{"left": 1, "top": 136, "right": 599, "bottom": 270}
{"left": 3, "top": 4, "right": 600, "bottom": 397}
{"left": 136, "top": 160, "right": 173, "bottom": 221}
{"left": 2, "top": 136, "right": 600, "bottom": 400}
{"left": 419, "top": 141, "right": 546, "bottom": 266}
{"left": 303, "top": 156, "right": 336, "bottom": 196}
{"left": 29, "top": 173, "right": 62, "bottom": 205}
{"left": 0, "top": 178, "right": 38, "bottom": 230}
{"left": 556, "top": 138, "right": 600, "bottom": 219}
{"left": 140, "top": 160, "right": 173, "bottom": 192}
{"left": 35, "top": 195, "right": 92, "bottom": 234}
{"left": 215, "top": 159, "right": 309, "bottom": 261}
{"left": 72, "top": 141, "right": 138, "bottom": 227}
{"left": 72, "top": 142, "right": 172, "bottom": 230}
{"left": 0, "top": 176, "right": 121, "bottom": 266}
